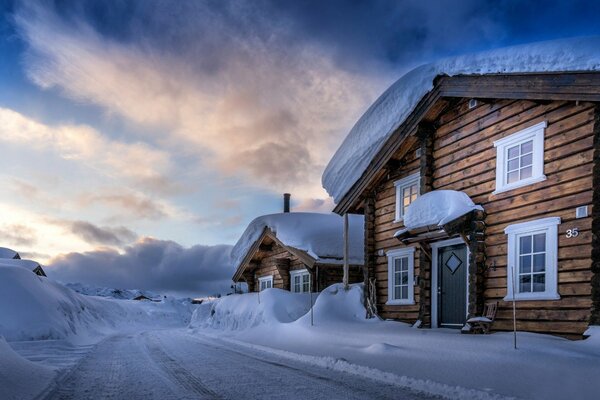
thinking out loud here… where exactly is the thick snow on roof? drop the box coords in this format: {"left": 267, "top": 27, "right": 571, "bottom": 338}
{"left": 401, "top": 190, "right": 483, "bottom": 232}
{"left": 323, "top": 36, "right": 600, "bottom": 204}
{"left": 0, "top": 258, "right": 41, "bottom": 271}
{"left": 231, "top": 212, "right": 364, "bottom": 270}
{"left": 0, "top": 247, "right": 19, "bottom": 259}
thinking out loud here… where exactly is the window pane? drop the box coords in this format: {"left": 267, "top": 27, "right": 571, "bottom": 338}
{"left": 394, "top": 287, "right": 401, "bottom": 300}
{"left": 520, "top": 255, "right": 531, "bottom": 273}
{"left": 401, "top": 257, "right": 408, "bottom": 272}
{"left": 507, "top": 170, "right": 519, "bottom": 184}
{"left": 394, "top": 272, "right": 401, "bottom": 285}
{"left": 401, "top": 286, "right": 408, "bottom": 299}
{"left": 520, "top": 166, "right": 532, "bottom": 179}
{"left": 507, "top": 158, "right": 519, "bottom": 172}
{"left": 533, "top": 233, "right": 546, "bottom": 252}
{"left": 521, "top": 153, "right": 533, "bottom": 167}
{"left": 519, "top": 275, "right": 531, "bottom": 293}
{"left": 520, "top": 236, "right": 532, "bottom": 254}
{"left": 533, "top": 254, "right": 546, "bottom": 273}
{"left": 507, "top": 145, "right": 520, "bottom": 159}
{"left": 401, "top": 271, "right": 408, "bottom": 285}
{"left": 532, "top": 274, "right": 545, "bottom": 292}
{"left": 521, "top": 140, "right": 533, "bottom": 154}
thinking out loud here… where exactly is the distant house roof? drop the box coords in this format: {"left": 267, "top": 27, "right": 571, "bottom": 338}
{"left": 231, "top": 212, "right": 364, "bottom": 281}
{"left": 0, "top": 247, "right": 20, "bottom": 259}
{"left": 0, "top": 258, "right": 46, "bottom": 277}
{"left": 322, "top": 36, "right": 600, "bottom": 206}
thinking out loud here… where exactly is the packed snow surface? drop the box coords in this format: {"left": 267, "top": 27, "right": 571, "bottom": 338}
{"left": 400, "top": 190, "right": 484, "bottom": 231}
{"left": 0, "top": 247, "right": 19, "bottom": 259}
{"left": 322, "top": 36, "right": 600, "bottom": 203}
{"left": 230, "top": 212, "right": 364, "bottom": 270}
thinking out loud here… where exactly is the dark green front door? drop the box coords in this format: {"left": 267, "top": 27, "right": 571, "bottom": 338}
{"left": 438, "top": 243, "right": 467, "bottom": 328}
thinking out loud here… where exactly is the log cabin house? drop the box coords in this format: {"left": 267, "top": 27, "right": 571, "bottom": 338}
{"left": 0, "top": 258, "right": 47, "bottom": 277}
{"left": 322, "top": 37, "right": 600, "bottom": 338}
{"left": 231, "top": 200, "right": 364, "bottom": 293}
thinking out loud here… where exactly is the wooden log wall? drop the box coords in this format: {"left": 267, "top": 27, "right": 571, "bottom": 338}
{"left": 433, "top": 99, "right": 595, "bottom": 338}
{"left": 370, "top": 98, "right": 596, "bottom": 337}
{"left": 252, "top": 243, "right": 306, "bottom": 291}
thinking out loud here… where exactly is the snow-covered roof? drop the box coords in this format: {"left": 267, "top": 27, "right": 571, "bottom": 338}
{"left": 0, "top": 258, "right": 41, "bottom": 271}
{"left": 395, "top": 190, "right": 483, "bottom": 237}
{"left": 231, "top": 212, "right": 364, "bottom": 270}
{"left": 323, "top": 36, "right": 600, "bottom": 204}
{"left": 0, "top": 247, "right": 19, "bottom": 259}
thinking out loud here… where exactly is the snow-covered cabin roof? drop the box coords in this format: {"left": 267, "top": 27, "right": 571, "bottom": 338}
{"left": 0, "top": 258, "right": 43, "bottom": 273}
{"left": 0, "top": 247, "right": 20, "bottom": 259}
{"left": 231, "top": 212, "right": 364, "bottom": 272}
{"left": 322, "top": 36, "right": 600, "bottom": 204}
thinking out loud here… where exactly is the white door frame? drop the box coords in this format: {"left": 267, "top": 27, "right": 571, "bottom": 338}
{"left": 430, "top": 237, "right": 470, "bottom": 328}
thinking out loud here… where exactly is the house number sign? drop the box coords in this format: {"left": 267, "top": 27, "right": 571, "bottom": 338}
{"left": 566, "top": 228, "right": 579, "bottom": 238}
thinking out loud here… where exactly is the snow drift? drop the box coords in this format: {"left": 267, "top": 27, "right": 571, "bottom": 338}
{"left": 295, "top": 283, "right": 370, "bottom": 325}
{"left": 323, "top": 36, "right": 600, "bottom": 203}
{"left": 230, "top": 212, "right": 364, "bottom": 270}
{"left": 0, "top": 266, "right": 192, "bottom": 342}
{"left": 190, "top": 288, "right": 313, "bottom": 330}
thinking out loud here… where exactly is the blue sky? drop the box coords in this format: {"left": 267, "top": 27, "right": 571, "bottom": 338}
{"left": 1, "top": 0, "right": 600, "bottom": 293}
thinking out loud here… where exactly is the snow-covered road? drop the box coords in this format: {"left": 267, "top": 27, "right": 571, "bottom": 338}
{"left": 39, "top": 329, "right": 433, "bottom": 400}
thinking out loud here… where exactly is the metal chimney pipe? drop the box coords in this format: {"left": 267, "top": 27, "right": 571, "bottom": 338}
{"left": 283, "top": 193, "right": 291, "bottom": 213}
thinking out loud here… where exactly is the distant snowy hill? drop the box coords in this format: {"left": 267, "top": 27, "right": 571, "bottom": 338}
{"left": 64, "top": 282, "right": 164, "bottom": 301}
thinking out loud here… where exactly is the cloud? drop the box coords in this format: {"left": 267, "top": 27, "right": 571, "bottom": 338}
{"left": 66, "top": 220, "right": 138, "bottom": 246}
{"left": 12, "top": 0, "right": 388, "bottom": 200}
{"left": 0, "top": 223, "right": 37, "bottom": 247}
{"left": 47, "top": 238, "right": 234, "bottom": 297}
{"left": 293, "top": 197, "right": 335, "bottom": 213}
{"left": 0, "top": 107, "right": 176, "bottom": 193}
{"left": 77, "top": 192, "right": 168, "bottom": 220}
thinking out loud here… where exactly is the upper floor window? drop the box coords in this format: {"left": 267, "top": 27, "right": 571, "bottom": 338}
{"left": 494, "top": 121, "right": 547, "bottom": 194}
{"left": 258, "top": 275, "right": 273, "bottom": 291}
{"left": 394, "top": 173, "right": 420, "bottom": 222}
{"left": 386, "top": 247, "right": 415, "bottom": 305}
{"left": 290, "top": 269, "right": 311, "bottom": 293}
{"left": 504, "top": 217, "right": 560, "bottom": 301}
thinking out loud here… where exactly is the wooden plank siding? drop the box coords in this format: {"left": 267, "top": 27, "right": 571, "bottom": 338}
{"left": 369, "top": 98, "right": 596, "bottom": 337}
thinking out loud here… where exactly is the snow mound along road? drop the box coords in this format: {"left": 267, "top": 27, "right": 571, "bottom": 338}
{"left": 190, "top": 288, "right": 313, "bottom": 331}
{"left": 0, "top": 266, "right": 192, "bottom": 342}
{"left": 295, "top": 283, "right": 372, "bottom": 325}
{"left": 0, "top": 336, "right": 54, "bottom": 400}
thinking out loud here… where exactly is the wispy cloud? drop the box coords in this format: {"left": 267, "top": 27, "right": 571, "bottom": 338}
{"left": 64, "top": 220, "right": 138, "bottom": 246}
{"left": 0, "top": 223, "right": 37, "bottom": 247}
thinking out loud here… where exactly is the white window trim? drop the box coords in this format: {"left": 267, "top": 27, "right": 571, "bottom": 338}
{"left": 394, "top": 173, "right": 420, "bottom": 222}
{"left": 493, "top": 121, "right": 547, "bottom": 194}
{"left": 504, "top": 217, "right": 561, "bottom": 301}
{"left": 290, "top": 269, "right": 311, "bottom": 293}
{"left": 258, "top": 275, "right": 273, "bottom": 291}
{"left": 386, "top": 247, "right": 415, "bottom": 305}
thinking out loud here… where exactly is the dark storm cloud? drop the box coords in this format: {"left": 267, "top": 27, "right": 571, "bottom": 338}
{"left": 67, "top": 221, "right": 138, "bottom": 246}
{"left": 47, "top": 238, "right": 234, "bottom": 297}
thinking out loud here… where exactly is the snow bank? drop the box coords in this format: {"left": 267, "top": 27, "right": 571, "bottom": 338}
{"left": 190, "top": 288, "right": 312, "bottom": 330}
{"left": 0, "top": 336, "right": 54, "bottom": 400}
{"left": 296, "top": 283, "right": 369, "bottom": 324}
{"left": 323, "top": 36, "right": 600, "bottom": 203}
{"left": 230, "top": 212, "right": 364, "bottom": 270}
{"left": 0, "top": 266, "right": 191, "bottom": 342}
{"left": 401, "top": 190, "right": 483, "bottom": 231}
{"left": 0, "top": 258, "right": 41, "bottom": 271}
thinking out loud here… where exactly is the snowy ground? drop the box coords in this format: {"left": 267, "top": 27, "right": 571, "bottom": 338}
{"left": 190, "top": 284, "right": 600, "bottom": 400}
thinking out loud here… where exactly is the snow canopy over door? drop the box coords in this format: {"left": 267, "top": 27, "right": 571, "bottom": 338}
{"left": 322, "top": 36, "right": 600, "bottom": 204}
{"left": 231, "top": 212, "right": 365, "bottom": 270}
{"left": 396, "top": 190, "right": 483, "bottom": 235}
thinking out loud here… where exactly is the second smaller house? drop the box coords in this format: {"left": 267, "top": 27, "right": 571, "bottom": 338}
{"left": 0, "top": 246, "right": 21, "bottom": 260}
{"left": 232, "top": 212, "right": 364, "bottom": 293}
{"left": 0, "top": 258, "right": 47, "bottom": 277}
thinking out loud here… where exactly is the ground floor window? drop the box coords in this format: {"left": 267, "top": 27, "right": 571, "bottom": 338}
{"left": 290, "top": 269, "right": 311, "bottom": 293}
{"left": 386, "top": 247, "right": 415, "bottom": 305}
{"left": 504, "top": 217, "right": 560, "bottom": 301}
{"left": 258, "top": 275, "right": 273, "bottom": 291}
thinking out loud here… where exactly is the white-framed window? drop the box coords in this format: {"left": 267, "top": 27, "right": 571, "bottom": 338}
{"left": 258, "top": 275, "right": 273, "bottom": 291}
{"left": 386, "top": 247, "right": 415, "bottom": 305}
{"left": 290, "top": 269, "right": 311, "bottom": 293}
{"left": 394, "top": 173, "right": 420, "bottom": 222}
{"left": 504, "top": 217, "right": 560, "bottom": 301}
{"left": 493, "top": 121, "right": 547, "bottom": 194}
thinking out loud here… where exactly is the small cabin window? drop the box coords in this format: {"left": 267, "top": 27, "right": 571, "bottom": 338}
{"left": 394, "top": 173, "right": 420, "bottom": 222}
{"left": 493, "top": 121, "right": 547, "bottom": 194}
{"left": 504, "top": 217, "right": 560, "bottom": 301}
{"left": 290, "top": 269, "right": 311, "bottom": 293}
{"left": 258, "top": 275, "right": 273, "bottom": 291}
{"left": 386, "top": 247, "right": 415, "bottom": 305}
